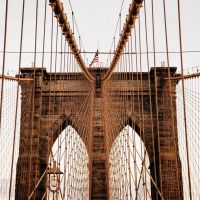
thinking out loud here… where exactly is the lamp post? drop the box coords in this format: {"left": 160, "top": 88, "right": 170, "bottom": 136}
{"left": 48, "top": 161, "right": 63, "bottom": 200}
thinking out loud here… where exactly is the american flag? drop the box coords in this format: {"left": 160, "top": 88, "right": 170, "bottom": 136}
{"left": 89, "top": 50, "right": 99, "bottom": 67}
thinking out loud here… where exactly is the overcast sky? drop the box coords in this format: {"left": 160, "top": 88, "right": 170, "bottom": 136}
{"left": 1, "top": 0, "right": 200, "bottom": 74}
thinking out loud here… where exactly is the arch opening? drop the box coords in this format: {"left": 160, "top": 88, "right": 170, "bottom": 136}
{"left": 48, "top": 125, "right": 89, "bottom": 200}
{"left": 109, "top": 125, "right": 151, "bottom": 199}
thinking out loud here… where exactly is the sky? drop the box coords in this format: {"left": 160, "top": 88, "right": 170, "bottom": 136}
{"left": 0, "top": 0, "right": 130, "bottom": 73}
{"left": 1, "top": 0, "right": 200, "bottom": 74}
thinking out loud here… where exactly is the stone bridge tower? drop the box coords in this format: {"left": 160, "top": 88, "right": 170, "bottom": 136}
{"left": 16, "top": 67, "right": 183, "bottom": 200}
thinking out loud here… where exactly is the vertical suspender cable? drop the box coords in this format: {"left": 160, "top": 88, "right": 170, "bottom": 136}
{"left": 150, "top": 0, "right": 163, "bottom": 195}
{"left": 8, "top": 0, "right": 25, "bottom": 199}
{"left": 177, "top": 0, "right": 192, "bottom": 199}
{"left": 0, "top": 0, "right": 9, "bottom": 129}
{"left": 28, "top": 0, "right": 39, "bottom": 197}
{"left": 143, "top": 1, "right": 158, "bottom": 199}
{"left": 162, "top": 0, "right": 181, "bottom": 199}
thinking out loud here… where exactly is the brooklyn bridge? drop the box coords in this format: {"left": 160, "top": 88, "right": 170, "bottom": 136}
{"left": 0, "top": 0, "right": 200, "bottom": 199}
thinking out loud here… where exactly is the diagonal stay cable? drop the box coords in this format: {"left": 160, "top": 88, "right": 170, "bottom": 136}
{"left": 28, "top": 88, "right": 93, "bottom": 199}
{"left": 49, "top": 0, "right": 95, "bottom": 82}
{"left": 103, "top": 0, "right": 143, "bottom": 82}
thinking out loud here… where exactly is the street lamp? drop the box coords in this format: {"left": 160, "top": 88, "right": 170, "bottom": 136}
{"left": 48, "top": 161, "right": 63, "bottom": 200}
